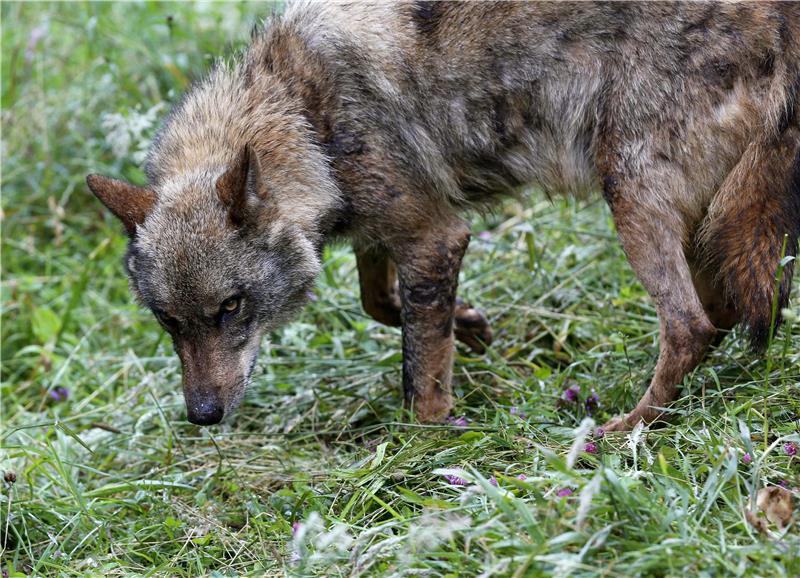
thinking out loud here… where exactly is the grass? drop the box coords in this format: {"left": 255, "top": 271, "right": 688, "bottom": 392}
{"left": 2, "top": 3, "right": 799, "bottom": 577}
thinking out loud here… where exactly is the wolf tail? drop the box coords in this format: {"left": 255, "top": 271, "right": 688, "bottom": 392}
{"left": 701, "top": 76, "right": 800, "bottom": 350}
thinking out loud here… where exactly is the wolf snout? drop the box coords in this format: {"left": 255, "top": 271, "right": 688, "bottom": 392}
{"left": 186, "top": 398, "right": 225, "bottom": 426}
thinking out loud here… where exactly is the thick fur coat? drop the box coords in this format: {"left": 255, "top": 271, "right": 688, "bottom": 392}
{"left": 88, "top": 1, "right": 800, "bottom": 430}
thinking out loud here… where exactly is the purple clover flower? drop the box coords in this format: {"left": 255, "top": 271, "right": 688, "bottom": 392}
{"left": 584, "top": 442, "right": 598, "bottom": 454}
{"left": 784, "top": 442, "right": 797, "bottom": 457}
{"left": 489, "top": 476, "right": 498, "bottom": 487}
{"left": 594, "top": 428, "right": 605, "bottom": 439}
{"left": 478, "top": 231, "right": 492, "bottom": 241}
{"left": 742, "top": 452, "right": 752, "bottom": 465}
{"left": 49, "top": 386, "right": 69, "bottom": 402}
{"left": 585, "top": 391, "right": 600, "bottom": 414}
{"left": 517, "top": 474, "right": 527, "bottom": 481}
{"left": 510, "top": 406, "right": 527, "bottom": 419}
{"left": 556, "top": 488, "right": 573, "bottom": 497}
{"left": 444, "top": 474, "right": 468, "bottom": 486}
{"left": 562, "top": 385, "right": 580, "bottom": 403}
{"left": 291, "top": 521, "right": 301, "bottom": 536}
{"left": 447, "top": 416, "right": 469, "bottom": 427}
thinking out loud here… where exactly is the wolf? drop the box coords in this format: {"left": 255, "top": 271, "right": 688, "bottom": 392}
{"left": 87, "top": 1, "right": 800, "bottom": 431}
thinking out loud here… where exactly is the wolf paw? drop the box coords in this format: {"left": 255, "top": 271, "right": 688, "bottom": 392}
{"left": 601, "top": 414, "right": 637, "bottom": 433}
{"left": 454, "top": 298, "right": 493, "bottom": 354}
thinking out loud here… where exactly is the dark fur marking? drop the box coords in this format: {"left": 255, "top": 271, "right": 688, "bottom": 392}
{"left": 402, "top": 280, "right": 443, "bottom": 307}
{"left": 602, "top": 175, "right": 620, "bottom": 208}
{"left": 401, "top": 353, "right": 418, "bottom": 404}
{"left": 704, "top": 61, "right": 738, "bottom": 91}
{"left": 325, "top": 128, "right": 365, "bottom": 156}
{"left": 758, "top": 51, "right": 776, "bottom": 78}
{"left": 413, "top": 1, "right": 443, "bottom": 35}
{"left": 491, "top": 94, "right": 509, "bottom": 142}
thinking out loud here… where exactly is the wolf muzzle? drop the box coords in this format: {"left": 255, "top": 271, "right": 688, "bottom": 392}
{"left": 177, "top": 336, "right": 257, "bottom": 426}
{"left": 178, "top": 340, "right": 229, "bottom": 425}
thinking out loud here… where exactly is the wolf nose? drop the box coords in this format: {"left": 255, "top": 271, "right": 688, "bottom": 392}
{"left": 187, "top": 401, "right": 224, "bottom": 426}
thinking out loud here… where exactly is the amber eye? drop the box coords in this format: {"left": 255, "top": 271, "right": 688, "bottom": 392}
{"left": 220, "top": 296, "right": 241, "bottom": 315}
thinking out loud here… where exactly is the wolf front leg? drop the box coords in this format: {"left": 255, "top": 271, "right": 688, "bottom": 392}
{"left": 601, "top": 180, "right": 717, "bottom": 432}
{"left": 392, "top": 219, "right": 471, "bottom": 423}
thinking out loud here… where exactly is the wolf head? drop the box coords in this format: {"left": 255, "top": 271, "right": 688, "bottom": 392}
{"left": 87, "top": 146, "right": 323, "bottom": 425}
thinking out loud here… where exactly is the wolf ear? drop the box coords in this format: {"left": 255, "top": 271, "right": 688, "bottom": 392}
{"left": 86, "top": 174, "right": 157, "bottom": 236}
{"left": 216, "top": 144, "right": 266, "bottom": 226}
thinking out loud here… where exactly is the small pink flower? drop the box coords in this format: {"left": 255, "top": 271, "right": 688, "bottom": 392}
{"left": 291, "top": 521, "right": 301, "bottom": 536}
{"left": 448, "top": 416, "right": 469, "bottom": 428}
{"left": 488, "top": 476, "right": 498, "bottom": 487}
{"left": 556, "top": 488, "right": 573, "bottom": 497}
{"left": 444, "top": 473, "right": 468, "bottom": 486}
{"left": 784, "top": 442, "right": 797, "bottom": 457}
{"left": 584, "top": 442, "right": 598, "bottom": 454}
{"left": 478, "top": 231, "right": 492, "bottom": 241}
{"left": 517, "top": 474, "right": 527, "bottom": 481}
{"left": 742, "top": 452, "right": 752, "bottom": 465}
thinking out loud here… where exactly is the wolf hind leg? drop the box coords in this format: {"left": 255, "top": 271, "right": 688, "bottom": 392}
{"left": 601, "top": 187, "right": 717, "bottom": 432}
{"left": 355, "top": 246, "right": 403, "bottom": 327}
{"left": 689, "top": 261, "right": 738, "bottom": 347}
{"left": 355, "top": 245, "right": 493, "bottom": 353}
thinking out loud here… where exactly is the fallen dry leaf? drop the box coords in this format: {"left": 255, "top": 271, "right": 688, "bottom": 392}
{"left": 751, "top": 486, "right": 794, "bottom": 531}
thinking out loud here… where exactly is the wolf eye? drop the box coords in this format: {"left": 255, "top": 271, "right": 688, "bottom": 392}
{"left": 220, "top": 296, "right": 241, "bottom": 316}
{"left": 154, "top": 310, "right": 178, "bottom": 330}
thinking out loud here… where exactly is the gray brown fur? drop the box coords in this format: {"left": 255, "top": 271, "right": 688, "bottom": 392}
{"left": 87, "top": 1, "right": 800, "bottom": 430}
